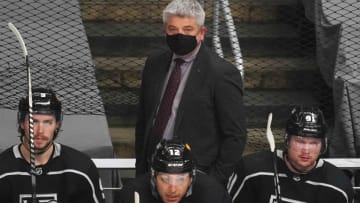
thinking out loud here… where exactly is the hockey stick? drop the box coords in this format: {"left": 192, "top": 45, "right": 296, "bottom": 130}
{"left": 266, "top": 113, "right": 281, "bottom": 203}
{"left": 134, "top": 191, "right": 140, "bottom": 203}
{"left": 8, "top": 22, "right": 37, "bottom": 203}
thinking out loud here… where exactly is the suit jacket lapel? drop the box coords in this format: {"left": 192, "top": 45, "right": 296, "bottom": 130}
{"left": 144, "top": 51, "right": 173, "bottom": 141}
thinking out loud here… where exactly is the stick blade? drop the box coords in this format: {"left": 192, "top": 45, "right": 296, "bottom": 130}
{"left": 134, "top": 191, "right": 140, "bottom": 203}
{"left": 266, "top": 113, "right": 275, "bottom": 152}
{"left": 8, "top": 22, "right": 28, "bottom": 57}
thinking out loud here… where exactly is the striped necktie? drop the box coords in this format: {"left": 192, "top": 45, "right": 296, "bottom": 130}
{"left": 152, "top": 58, "right": 185, "bottom": 138}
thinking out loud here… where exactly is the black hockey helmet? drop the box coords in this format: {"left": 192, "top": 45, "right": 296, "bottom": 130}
{"left": 285, "top": 106, "right": 327, "bottom": 152}
{"left": 286, "top": 106, "right": 327, "bottom": 138}
{"left": 151, "top": 139, "right": 196, "bottom": 174}
{"left": 18, "top": 87, "right": 62, "bottom": 139}
{"left": 150, "top": 139, "right": 196, "bottom": 198}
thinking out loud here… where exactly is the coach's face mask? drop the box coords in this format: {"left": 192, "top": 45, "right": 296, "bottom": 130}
{"left": 166, "top": 33, "right": 197, "bottom": 56}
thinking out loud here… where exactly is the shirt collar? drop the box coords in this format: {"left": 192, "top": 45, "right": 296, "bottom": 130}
{"left": 12, "top": 142, "right": 61, "bottom": 159}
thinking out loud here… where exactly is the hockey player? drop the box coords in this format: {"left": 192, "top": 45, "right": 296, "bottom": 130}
{"left": 118, "top": 139, "right": 231, "bottom": 203}
{"left": 227, "top": 106, "right": 354, "bottom": 203}
{"left": 0, "top": 87, "right": 105, "bottom": 203}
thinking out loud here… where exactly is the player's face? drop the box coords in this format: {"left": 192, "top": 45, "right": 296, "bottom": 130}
{"left": 21, "top": 114, "right": 59, "bottom": 153}
{"left": 164, "top": 15, "right": 206, "bottom": 42}
{"left": 287, "top": 135, "right": 322, "bottom": 173}
{"left": 156, "top": 172, "right": 192, "bottom": 203}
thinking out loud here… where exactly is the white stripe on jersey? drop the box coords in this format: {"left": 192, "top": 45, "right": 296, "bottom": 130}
{"left": 230, "top": 172, "right": 287, "bottom": 202}
{"left": 229, "top": 171, "right": 350, "bottom": 203}
{"left": 227, "top": 172, "right": 238, "bottom": 191}
{"left": 47, "top": 169, "right": 100, "bottom": 203}
{"left": 0, "top": 171, "right": 30, "bottom": 179}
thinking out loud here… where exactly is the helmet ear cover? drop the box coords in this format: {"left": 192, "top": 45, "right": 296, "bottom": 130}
{"left": 285, "top": 106, "right": 328, "bottom": 154}
{"left": 150, "top": 139, "right": 196, "bottom": 198}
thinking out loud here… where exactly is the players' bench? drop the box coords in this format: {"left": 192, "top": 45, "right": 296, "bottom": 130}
{"left": 92, "top": 158, "right": 136, "bottom": 171}
{"left": 91, "top": 158, "right": 360, "bottom": 170}
{"left": 323, "top": 158, "right": 360, "bottom": 190}
{"left": 92, "top": 158, "right": 135, "bottom": 190}
{"left": 92, "top": 158, "right": 360, "bottom": 190}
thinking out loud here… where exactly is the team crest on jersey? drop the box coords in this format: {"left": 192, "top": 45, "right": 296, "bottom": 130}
{"left": 19, "top": 193, "right": 57, "bottom": 203}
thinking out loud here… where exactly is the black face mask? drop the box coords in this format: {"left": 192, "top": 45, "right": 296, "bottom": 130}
{"left": 166, "top": 33, "right": 197, "bottom": 55}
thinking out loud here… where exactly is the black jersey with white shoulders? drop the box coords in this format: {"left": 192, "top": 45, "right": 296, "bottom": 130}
{"left": 0, "top": 143, "right": 105, "bottom": 203}
{"left": 227, "top": 150, "right": 354, "bottom": 203}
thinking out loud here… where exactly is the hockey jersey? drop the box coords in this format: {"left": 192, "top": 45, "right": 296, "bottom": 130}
{"left": 0, "top": 143, "right": 105, "bottom": 203}
{"left": 227, "top": 150, "right": 354, "bottom": 203}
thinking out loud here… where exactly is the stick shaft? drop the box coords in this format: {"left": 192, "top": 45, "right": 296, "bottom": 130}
{"left": 266, "top": 113, "right": 281, "bottom": 202}
{"left": 8, "top": 22, "right": 37, "bottom": 203}
{"left": 272, "top": 152, "right": 281, "bottom": 202}
{"left": 27, "top": 55, "right": 37, "bottom": 203}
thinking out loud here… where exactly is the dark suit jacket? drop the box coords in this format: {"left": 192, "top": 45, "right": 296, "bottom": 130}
{"left": 135, "top": 43, "right": 247, "bottom": 184}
